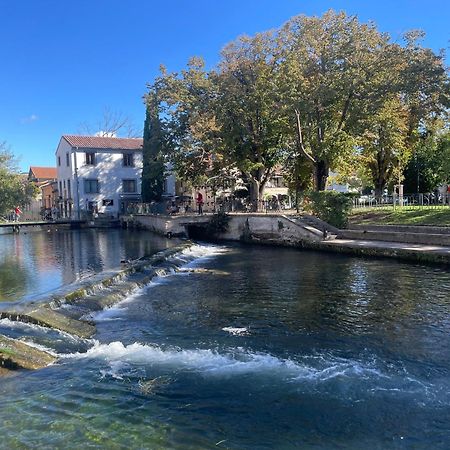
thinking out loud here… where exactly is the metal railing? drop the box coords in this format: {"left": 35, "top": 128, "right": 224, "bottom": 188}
{"left": 353, "top": 193, "right": 450, "bottom": 210}
{"left": 124, "top": 197, "right": 293, "bottom": 216}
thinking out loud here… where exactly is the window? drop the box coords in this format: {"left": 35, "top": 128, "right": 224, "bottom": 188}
{"left": 102, "top": 199, "right": 114, "bottom": 206}
{"left": 58, "top": 156, "right": 61, "bottom": 166}
{"left": 85, "top": 152, "right": 96, "bottom": 165}
{"left": 66, "top": 152, "right": 70, "bottom": 166}
{"left": 123, "top": 153, "right": 134, "bottom": 167}
{"left": 59, "top": 181, "right": 62, "bottom": 195}
{"left": 67, "top": 180, "right": 71, "bottom": 198}
{"left": 122, "top": 179, "right": 137, "bottom": 193}
{"left": 84, "top": 179, "right": 99, "bottom": 194}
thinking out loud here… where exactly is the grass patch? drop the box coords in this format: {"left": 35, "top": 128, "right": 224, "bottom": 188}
{"left": 350, "top": 207, "right": 450, "bottom": 226}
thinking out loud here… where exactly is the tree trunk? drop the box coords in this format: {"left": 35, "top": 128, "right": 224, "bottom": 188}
{"left": 374, "top": 180, "right": 385, "bottom": 199}
{"left": 314, "top": 160, "right": 329, "bottom": 191}
{"left": 248, "top": 179, "right": 261, "bottom": 212}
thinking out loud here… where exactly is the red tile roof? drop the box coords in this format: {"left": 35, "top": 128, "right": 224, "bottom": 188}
{"left": 62, "top": 135, "right": 143, "bottom": 150}
{"left": 29, "top": 166, "right": 57, "bottom": 180}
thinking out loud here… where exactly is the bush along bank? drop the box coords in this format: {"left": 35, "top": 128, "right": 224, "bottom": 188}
{"left": 305, "top": 191, "right": 353, "bottom": 229}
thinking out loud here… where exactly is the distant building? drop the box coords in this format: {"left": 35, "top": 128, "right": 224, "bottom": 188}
{"left": 21, "top": 166, "right": 58, "bottom": 220}
{"left": 55, "top": 135, "right": 145, "bottom": 218}
{"left": 55, "top": 135, "right": 176, "bottom": 218}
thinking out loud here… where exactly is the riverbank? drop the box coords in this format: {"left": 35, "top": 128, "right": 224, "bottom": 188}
{"left": 124, "top": 213, "right": 450, "bottom": 266}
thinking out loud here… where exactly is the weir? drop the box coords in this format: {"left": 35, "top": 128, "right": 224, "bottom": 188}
{"left": 0, "top": 241, "right": 196, "bottom": 374}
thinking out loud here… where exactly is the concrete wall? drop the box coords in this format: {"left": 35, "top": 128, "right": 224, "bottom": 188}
{"left": 340, "top": 228, "right": 450, "bottom": 246}
{"left": 123, "top": 213, "right": 324, "bottom": 245}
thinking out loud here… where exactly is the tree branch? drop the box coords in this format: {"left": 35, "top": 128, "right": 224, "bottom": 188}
{"left": 336, "top": 89, "right": 354, "bottom": 133}
{"left": 294, "top": 109, "right": 316, "bottom": 164}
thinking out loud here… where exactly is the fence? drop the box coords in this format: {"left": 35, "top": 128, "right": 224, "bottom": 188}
{"left": 125, "top": 196, "right": 292, "bottom": 216}
{"left": 353, "top": 193, "right": 450, "bottom": 210}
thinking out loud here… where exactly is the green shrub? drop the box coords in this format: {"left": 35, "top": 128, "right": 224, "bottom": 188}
{"left": 207, "top": 212, "right": 230, "bottom": 235}
{"left": 305, "top": 191, "right": 352, "bottom": 228}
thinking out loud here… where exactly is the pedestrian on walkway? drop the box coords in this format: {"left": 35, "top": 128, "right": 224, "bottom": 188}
{"left": 14, "top": 206, "right": 22, "bottom": 222}
{"left": 196, "top": 192, "right": 204, "bottom": 215}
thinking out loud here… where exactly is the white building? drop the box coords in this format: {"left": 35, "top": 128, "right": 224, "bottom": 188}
{"left": 56, "top": 135, "right": 146, "bottom": 219}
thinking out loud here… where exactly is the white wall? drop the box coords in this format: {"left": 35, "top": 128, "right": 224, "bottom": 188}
{"left": 56, "top": 138, "right": 143, "bottom": 218}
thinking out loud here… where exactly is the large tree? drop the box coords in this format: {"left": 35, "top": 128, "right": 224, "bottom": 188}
{"left": 141, "top": 90, "right": 166, "bottom": 202}
{"left": 153, "top": 58, "right": 225, "bottom": 187}
{"left": 354, "top": 32, "right": 449, "bottom": 196}
{"left": 214, "top": 32, "right": 289, "bottom": 209}
{"left": 403, "top": 128, "right": 450, "bottom": 193}
{"left": 144, "top": 10, "right": 449, "bottom": 200}
{"left": 359, "top": 97, "right": 410, "bottom": 196}
{"left": 278, "top": 10, "right": 392, "bottom": 190}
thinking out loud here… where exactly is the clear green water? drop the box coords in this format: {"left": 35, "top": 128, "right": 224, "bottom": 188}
{"left": 1, "top": 232, "right": 450, "bottom": 449}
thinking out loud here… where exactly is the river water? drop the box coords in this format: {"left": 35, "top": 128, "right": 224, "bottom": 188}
{"left": 1, "top": 229, "right": 450, "bottom": 448}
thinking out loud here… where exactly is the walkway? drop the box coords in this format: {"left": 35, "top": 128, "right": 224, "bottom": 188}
{"left": 315, "top": 237, "right": 450, "bottom": 265}
{"left": 0, "top": 220, "right": 85, "bottom": 228}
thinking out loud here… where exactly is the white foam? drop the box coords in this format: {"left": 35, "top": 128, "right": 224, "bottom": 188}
{"left": 92, "top": 288, "right": 145, "bottom": 322}
{"left": 65, "top": 341, "right": 388, "bottom": 384}
{"left": 0, "top": 318, "right": 82, "bottom": 343}
{"left": 179, "top": 244, "right": 229, "bottom": 269}
{"left": 93, "top": 244, "right": 227, "bottom": 316}
{"left": 20, "top": 339, "right": 59, "bottom": 357}
{"left": 222, "top": 327, "right": 249, "bottom": 336}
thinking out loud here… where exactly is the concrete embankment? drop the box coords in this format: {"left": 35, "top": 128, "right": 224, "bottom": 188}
{"left": 341, "top": 224, "right": 450, "bottom": 246}
{"left": 122, "top": 213, "right": 325, "bottom": 244}
{"left": 123, "top": 213, "right": 450, "bottom": 266}
{"left": 0, "top": 241, "right": 194, "bottom": 375}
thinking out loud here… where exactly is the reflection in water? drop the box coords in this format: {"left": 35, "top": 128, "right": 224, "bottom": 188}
{"left": 0, "top": 256, "right": 30, "bottom": 301}
{"left": 0, "top": 228, "right": 176, "bottom": 303}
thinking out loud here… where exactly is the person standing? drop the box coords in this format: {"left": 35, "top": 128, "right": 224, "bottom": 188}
{"left": 14, "top": 206, "right": 22, "bottom": 222}
{"left": 196, "top": 192, "right": 204, "bottom": 215}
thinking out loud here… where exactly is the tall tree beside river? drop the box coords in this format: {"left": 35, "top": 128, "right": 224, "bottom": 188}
{"left": 277, "top": 10, "right": 391, "bottom": 190}
{"left": 144, "top": 10, "right": 449, "bottom": 199}
{"left": 354, "top": 32, "right": 449, "bottom": 196}
{"left": 142, "top": 90, "right": 166, "bottom": 202}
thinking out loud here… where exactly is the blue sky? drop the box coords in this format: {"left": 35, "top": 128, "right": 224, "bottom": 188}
{"left": 0, "top": 0, "right": 449, "bottom": 171}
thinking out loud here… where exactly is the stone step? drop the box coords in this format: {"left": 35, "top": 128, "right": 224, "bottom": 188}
{"left": 0, "top": 334, "right": 56, "bottom": 372}
{"left": 340, "top": 229, "right": 450, "bottom": 246}
{"left": 0, "top": 307, "right": 96, "bottom": 339}
{"left": 348, "top": 224, "right": 450, "bottom": 234}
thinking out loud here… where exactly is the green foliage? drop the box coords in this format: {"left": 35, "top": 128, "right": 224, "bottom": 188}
{"left": 144, "top": 10, "right": 449, "bottom": 199}
{"left": 207, "top": 212, "right": 230, "bottom": 235}
{"left": 0, "top": 142, "right": 38, "bottom": 216}
{"left": 142, "top": 93, "right": 166, "bottom": 202}
{"left": 403, "top": 129, "right": 450, "bottom": 193}
{"left": 358, "top": 97, "right": 410, "bottom": 195}
{"left": 305, "top": 191, "right": 352, "bottom": 228}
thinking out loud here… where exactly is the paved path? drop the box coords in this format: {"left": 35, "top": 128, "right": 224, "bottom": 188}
{"left": 0, "top": 220, "right": 85, "bottom": 228}
{"left": 315, "top": 237, "right": 450, "bottom": 264}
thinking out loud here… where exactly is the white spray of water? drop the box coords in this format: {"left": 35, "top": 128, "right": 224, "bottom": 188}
{"left": 222, "top": 327, "right": 249, "bottom": 336}
{"left": 64, "top": 341, "right": 391, "bottom": 384}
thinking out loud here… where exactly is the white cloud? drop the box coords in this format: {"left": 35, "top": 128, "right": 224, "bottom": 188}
{"left": 20, "top": 114, "right": 39, "bottom": 124}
